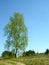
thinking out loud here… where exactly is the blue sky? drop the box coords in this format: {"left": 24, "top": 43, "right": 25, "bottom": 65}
{"left": 0, "top": 0, "right": 49, "bottom": 55}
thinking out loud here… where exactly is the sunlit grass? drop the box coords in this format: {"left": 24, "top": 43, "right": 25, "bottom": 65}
{"left": 0, "top": 63, "right": 5, "bottom": 65}
{"left": 0, "top": 55, "right": 49, "bottom": 65}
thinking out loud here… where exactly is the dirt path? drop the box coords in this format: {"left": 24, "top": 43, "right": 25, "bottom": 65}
{"left": 15, "top": 62, "right": 25, "bottom": 65}
{"left": 5, "top": 60, "right": 26, "bottom": 65}
{"left": 0, "top": 60, "right": 26, "bottom": 65}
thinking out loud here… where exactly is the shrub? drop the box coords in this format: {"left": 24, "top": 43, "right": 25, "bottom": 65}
{"left": 2, "top": 51, "right": 15, "bottom": 58}
{"left": 45, "top": 49, "right": 49, "bottom": 54}
{"left": 23, "top": 50, "right": 35, "bottom": 56}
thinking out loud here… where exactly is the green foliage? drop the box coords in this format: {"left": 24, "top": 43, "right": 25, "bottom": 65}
{"left": 2, "top": 51, "right": 15, "bottom": 58}
{"left": 23, "top": 50, "right": 35, "bottom": 56}
{"left": 0, "top": 63, "right": 5, "bottom": 65}
{"left": 4, "top": 12, "right": 28, "bottom": 57}
{"left": 45, "top": 49, "right": 49, "bottom": 54}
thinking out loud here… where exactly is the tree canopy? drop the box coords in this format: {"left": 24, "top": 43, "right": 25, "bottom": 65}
{"left": 4, "top": 12, "right": 28, "bottom": 57}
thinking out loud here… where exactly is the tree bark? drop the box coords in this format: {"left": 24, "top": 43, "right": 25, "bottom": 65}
{"left": 15, "top": 49, "right": 18, "bottom": 58}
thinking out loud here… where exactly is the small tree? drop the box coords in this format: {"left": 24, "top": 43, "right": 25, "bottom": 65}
{"left": 2, "top": 51, "right": 15, "bottom": 58}
{"left": 2, "top": 51, "right": 9, "bottom": 58}
{"left": 45, "top": 49, "right": 49, "bottom": 54}
{"left": 23, "top": 50, "right": 35, "bottom": 56}
{"left": 4, "top": 12, "right": 28, "bottom": 57}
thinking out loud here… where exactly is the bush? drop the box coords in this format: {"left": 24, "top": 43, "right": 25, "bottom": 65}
{"left": 45, "top": 49, "right": 49, "bottom": 54}
{"left": 2, "top": 51, "right": 15, "bottom": 58}
{"left": 23, "top": 50, "right": 35, "bottom": 56}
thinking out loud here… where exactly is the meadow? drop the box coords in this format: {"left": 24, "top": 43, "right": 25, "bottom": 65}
{"left": 0, "top": 54, "right": 49, "bottom": 65}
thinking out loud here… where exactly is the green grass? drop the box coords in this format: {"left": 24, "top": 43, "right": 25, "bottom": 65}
{"left": 0, "top": 54, "right": 49, "bottom": 65}
{"left": 0, "top": 63, "right": 5, "bottom": 65}
{"left": 7, "top": 61, "right": 17, "bottom": 65}
{"left": 14, "top": 54, "right": 49, "bottom": 65}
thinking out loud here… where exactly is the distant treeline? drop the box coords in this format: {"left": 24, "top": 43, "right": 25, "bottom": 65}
{"left": 1, "top": 49, "right": 49, "bottom": 58}
{"left": 23, "top": 49, "right": 49, "bottom": 56}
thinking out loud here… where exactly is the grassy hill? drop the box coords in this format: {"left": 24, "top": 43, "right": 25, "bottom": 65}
{"left": 0, "top": 54, "right": 49, "bottom": 65}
